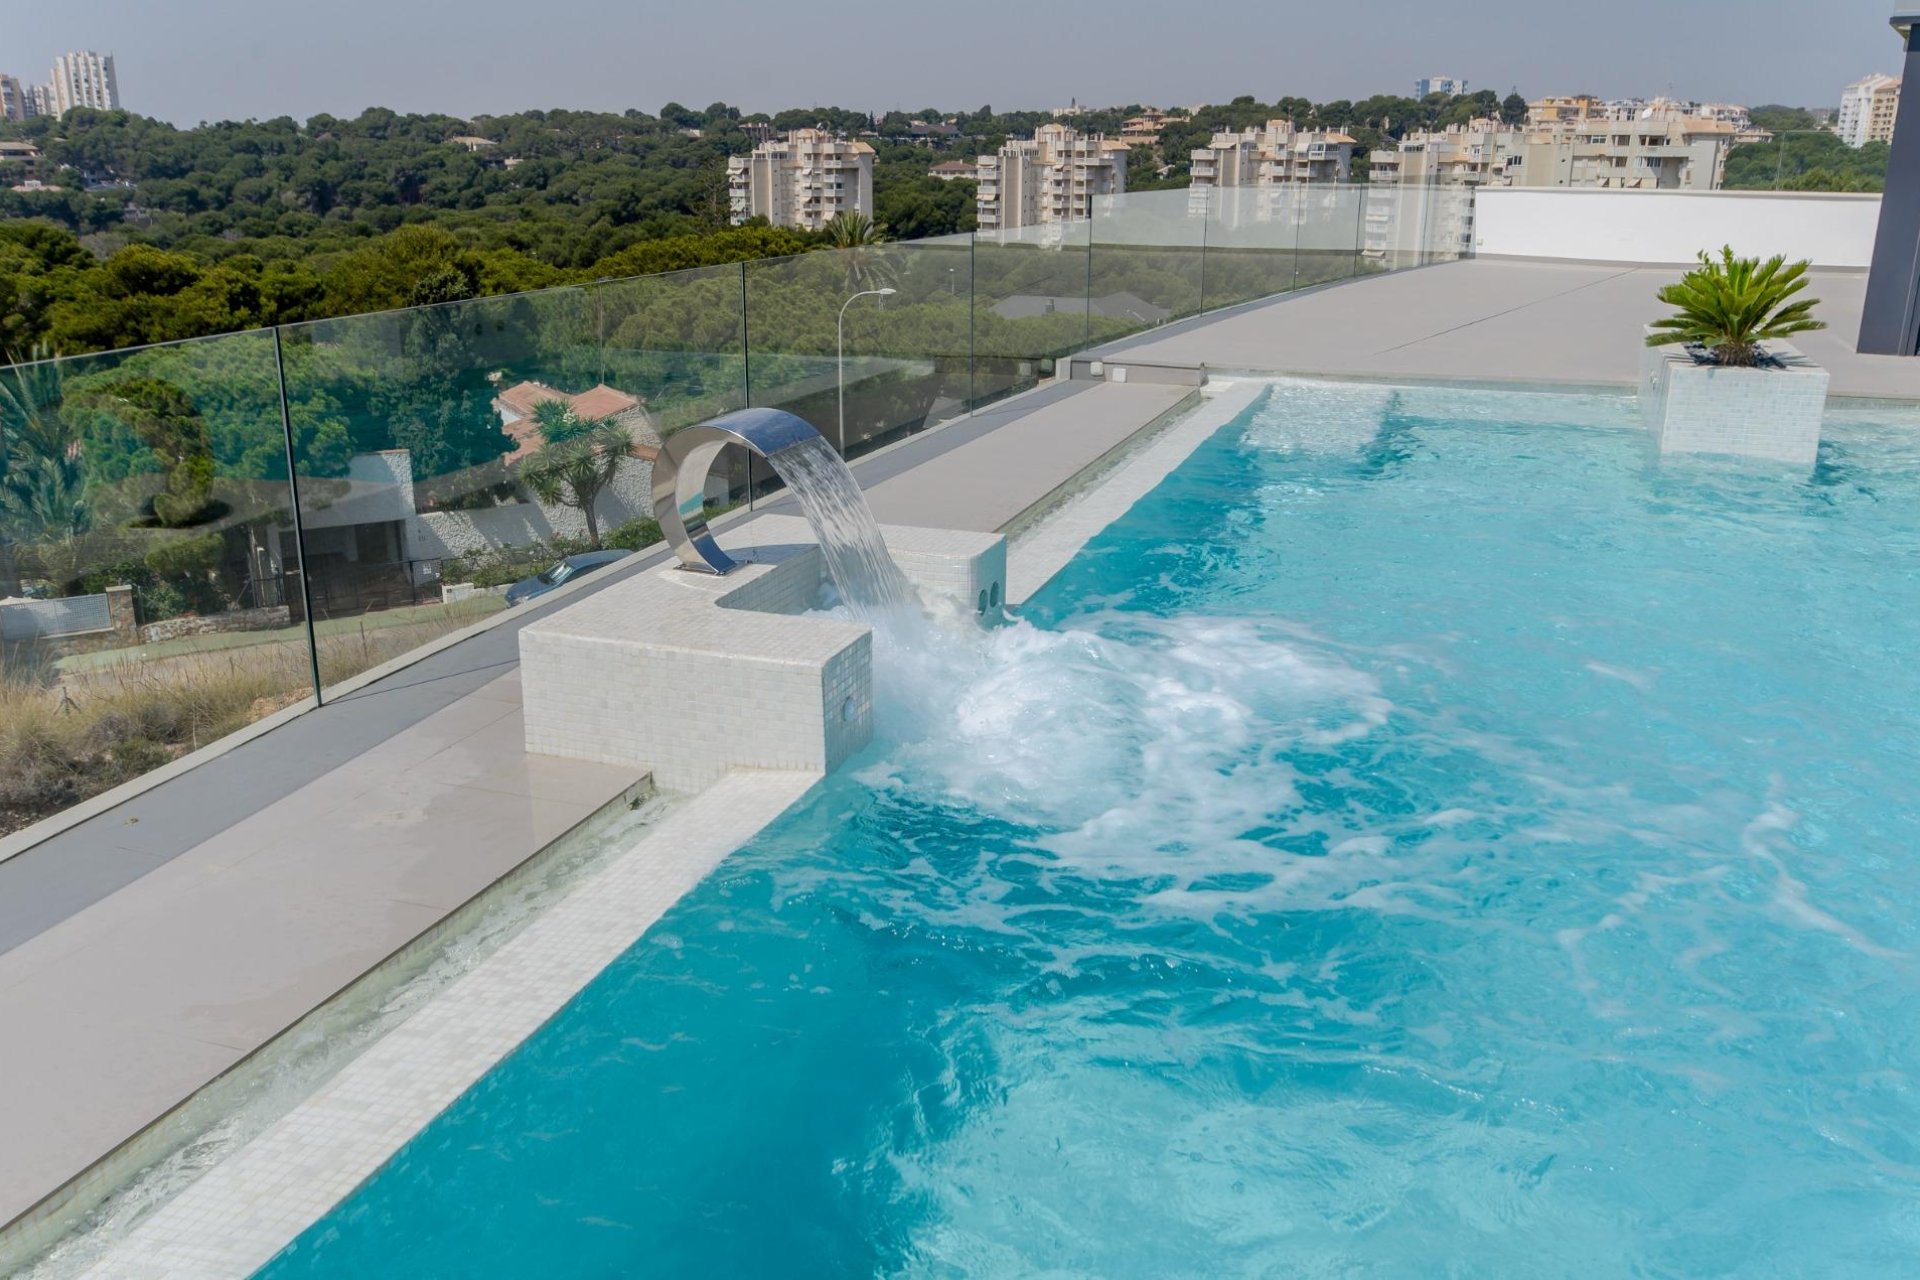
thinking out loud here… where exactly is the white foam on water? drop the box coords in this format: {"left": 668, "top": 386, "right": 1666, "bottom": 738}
{"left": 850, "top": 607, "right": 1396, "bottom": 895}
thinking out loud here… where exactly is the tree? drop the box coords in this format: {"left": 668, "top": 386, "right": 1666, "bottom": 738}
{"left": 822, "top": 212, "right": 895, "bottom": 292}
{"left": 874, "top": 174, "right": 976, "bottom": 239}
{"left": 72, "top": 376, "right": 217, "bottom": 526}
{"left": 531, "top": 397, "right": 592, "bottom": 444}
{"left": 0, "top": 356, "right": 91, "bottom": 590}
{"left": 519, "top": 416, "right": 633, "bottom": 548}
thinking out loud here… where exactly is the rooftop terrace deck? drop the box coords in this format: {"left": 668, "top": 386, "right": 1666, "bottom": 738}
{"left": 0, "top": 375, "right": 1196, "bottom": 1251}
{"left": 7, "top": 249, "right": 1918, "bottom": 1265}
{"left": 1095, "top": 259, "right": 1920, "bottom": 401}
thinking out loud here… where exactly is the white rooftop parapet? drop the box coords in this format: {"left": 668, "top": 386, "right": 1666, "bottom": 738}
{"left": 1474, "top": 189, "right": 1882, "bottom": 268}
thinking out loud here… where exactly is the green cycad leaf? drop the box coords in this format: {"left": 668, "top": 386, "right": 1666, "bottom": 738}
{"left": 1645, "top": 244, "right": 1825, "bottom": 366}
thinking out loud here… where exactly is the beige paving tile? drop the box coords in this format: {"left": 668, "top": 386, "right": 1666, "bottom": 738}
{"left": 407, "top": 713, "right": 641, "bottom": 806}
{"left": 467, "top": 670, "right": 523, "bottom": 703}
{"left": 0, "top": 1010, "right": 245, "bottom": 1227}
{"left": 221, "top": 778, "right": 607, "bottom": 912}
{"left": 0, "top": 871, "right": 448, "bottom": 1053}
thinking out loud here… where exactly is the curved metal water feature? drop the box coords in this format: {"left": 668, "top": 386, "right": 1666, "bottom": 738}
{"left": 652, "top": 407, "right": 919, "bottom": 620}
{"left": 651, "top": 407, "right": 818, "bottom": 576}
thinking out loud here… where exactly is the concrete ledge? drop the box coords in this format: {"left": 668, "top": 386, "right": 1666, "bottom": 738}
{"left": 1067, "top": 357, "right": 1209, "bottom": 386}
{"left": 0, "top": 708, "right": 649, "bottom": 1260}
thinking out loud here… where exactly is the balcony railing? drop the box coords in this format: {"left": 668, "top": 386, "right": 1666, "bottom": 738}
{"left": 0, "top": 184, "right": 1469, "bottom": 827}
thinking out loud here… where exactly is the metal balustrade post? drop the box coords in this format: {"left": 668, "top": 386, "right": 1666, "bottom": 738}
{"left": 740, "top": 261, "right": 754, "bottom": 508}
{"left": 271, "top": 326, "right": 324, "bottom": 707}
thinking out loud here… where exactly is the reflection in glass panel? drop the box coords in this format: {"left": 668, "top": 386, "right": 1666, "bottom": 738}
{"left": 971, "top": 218, "right": 1091, "bottom": 408}
{"left": 0, "top": 332, "right": 308, "bottom": 834}
{"left": 279, "top": 268, "right": 747, "bottom": 697}
{"left": 1200, "top": 185, "right": 1300, "bottom": 310}
{"left": 1087, "top": 188, "right": 1206, "bottom": 342}
{"left": 1294, "top": 184, "right": 1367, "bottom": 290}
{"left": 745, "top": 240, "right": 971, "bottom": 460}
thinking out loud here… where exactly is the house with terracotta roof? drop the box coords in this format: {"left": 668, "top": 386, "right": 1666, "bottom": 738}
{"left": 492, "top": 380, "right": 661, "bottom": 463}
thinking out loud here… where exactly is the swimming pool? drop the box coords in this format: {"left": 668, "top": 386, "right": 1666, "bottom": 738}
{"left": 257, "top": 381, "right": 1920, "bottom": 1277}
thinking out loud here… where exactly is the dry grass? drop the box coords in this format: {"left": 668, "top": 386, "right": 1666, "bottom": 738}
{"left": 0, "top": 598, "right": 502, "bottom": 837}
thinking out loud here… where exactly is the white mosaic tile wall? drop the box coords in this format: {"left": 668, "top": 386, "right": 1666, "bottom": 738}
{"left": 522, "top": 545, "right": 871, "bottom": 792}
{"left": 522, "top": 518, "right": 1005, "bottom": 792}
{"left": 1640, "top": 338, "right": 1829, "bottom": 468}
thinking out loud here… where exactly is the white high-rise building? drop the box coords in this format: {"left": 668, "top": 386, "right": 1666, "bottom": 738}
{"left": 48, "top": 51, "right": 120, "bottom": 116}
{"left": 975, "top": 124, "right": 1128, "bottom": 233}
{"left": 1838, "top": 73, "right": 1900, "bottom": 147}
{"left": 0, "top": 75, "right": 35, "bottom": 122}
{"left": 1416, "top": 76, "right": 1469, "bottom": 98}
{"left": 726, "top": 129, "right": 875, "bottom": 229}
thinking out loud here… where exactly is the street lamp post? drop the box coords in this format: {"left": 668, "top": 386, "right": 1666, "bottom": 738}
{"left": 837, "top": 287, "right": 896, "bottom": 454}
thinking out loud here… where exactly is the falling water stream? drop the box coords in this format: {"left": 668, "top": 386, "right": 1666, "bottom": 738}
{"left": 762, "top": 435, "right": 923, "bottom": 624}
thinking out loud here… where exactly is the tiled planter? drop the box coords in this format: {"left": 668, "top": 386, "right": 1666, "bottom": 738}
{"left": 1639, "top": 333, "right": 1829, "bottom": 468}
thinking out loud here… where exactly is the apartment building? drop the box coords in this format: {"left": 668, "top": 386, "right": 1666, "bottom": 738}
{"left": 1379, "top": 113, "right": 1733, "bottom": 191}
{"left": 0, "top": 75, "right": 35, "bottom": 122}
{"left": 1119, "top": 108, "right": 1188, "bottom": 149}
{"left": 1189, "top": 120, "right": 1356, "bottom": 189}
{"left": 1525, "top": 95, "right": 1604, "bottom": 133}
{"left": 725, "top": 129, "right": 875, "bottom": 229}
{"left": 1838, "top": 73, "right": 1900, "bottom": 147}
{"left": 48, "top": 50, "right": 119, "bottom": 115}
{"left": 975, "top": 124, "right": 1128, "bottom": 233}
{"left": 1416, "top": 76, "right": 1468, "bottom": 98}
{"left": 1365, "top": 112, "right": 1733, "bottom": 261}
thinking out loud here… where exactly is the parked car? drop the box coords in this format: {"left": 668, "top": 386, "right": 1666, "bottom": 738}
{"left": 503, "top": 549, "right": 631, "bottom": 607}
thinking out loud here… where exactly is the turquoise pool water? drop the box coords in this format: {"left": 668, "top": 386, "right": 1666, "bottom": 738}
{"left": 259, "top": 382, "right": 1920, "bottom": 1277}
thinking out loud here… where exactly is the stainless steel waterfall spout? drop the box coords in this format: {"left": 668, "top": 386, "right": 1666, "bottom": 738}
{"left": 652, "top": 407, "right": 822, "bottom": 574}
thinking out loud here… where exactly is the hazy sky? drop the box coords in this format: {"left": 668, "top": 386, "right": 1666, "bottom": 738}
{"left": 5, "top": 0, "right": 1906, "bottom": 127}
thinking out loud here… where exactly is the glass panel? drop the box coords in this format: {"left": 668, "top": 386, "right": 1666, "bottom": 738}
{"left": 1294, "top": 184, "right": 1367, "bottom": 289}
{"left": 1429, "top": 184, "right": 1475, "bottom": 263}
{"left": 1360, "top": 181, "right": 1436, "bottom": 272}
{"left": 591, "top": 265, "right": 748, "bottom": 435}
{"left": 1087, "top": 188, "right": 1205, "bottom": 342}
{"left": 0, "top": 331, "right": 309, "bottom": 833}
{"left": 745, "top": 239, "right": 972, "bottom": 460}
{"left": 592, "top": 265, "right": 751, "bottom": 515}
{"left": 970, "top": 217, "right": 1091, "bottom": 408}
{"left": 1199, "top": 184, "right": 1300, "bottom": 310}
{"left": 280, "top": 265, "right": 746, "bottom": 696}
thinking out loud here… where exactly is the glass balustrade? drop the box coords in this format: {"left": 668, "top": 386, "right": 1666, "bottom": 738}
{"left": 0, "top": 181, "right": 1471, "bottom": 828}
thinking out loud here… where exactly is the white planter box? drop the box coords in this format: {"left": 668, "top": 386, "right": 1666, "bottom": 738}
{"left": 1639, "top": 334, "right": 1829, "bottom": 468}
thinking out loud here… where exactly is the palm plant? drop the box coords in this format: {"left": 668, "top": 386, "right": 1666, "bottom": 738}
{"left": 519, "top": 418, "right": 634, "bottom": 549}
{"left": 530, "top": 397, "right": 593, "bottom": 445}
{"left": 823, "top": 212, "right": 896, "bottom": 293}
{"left": 0, "top": 350, "right": 90, "bottom": 592}
{"left": 1646, "top": 247, "right": 1825, "bottom": 368}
